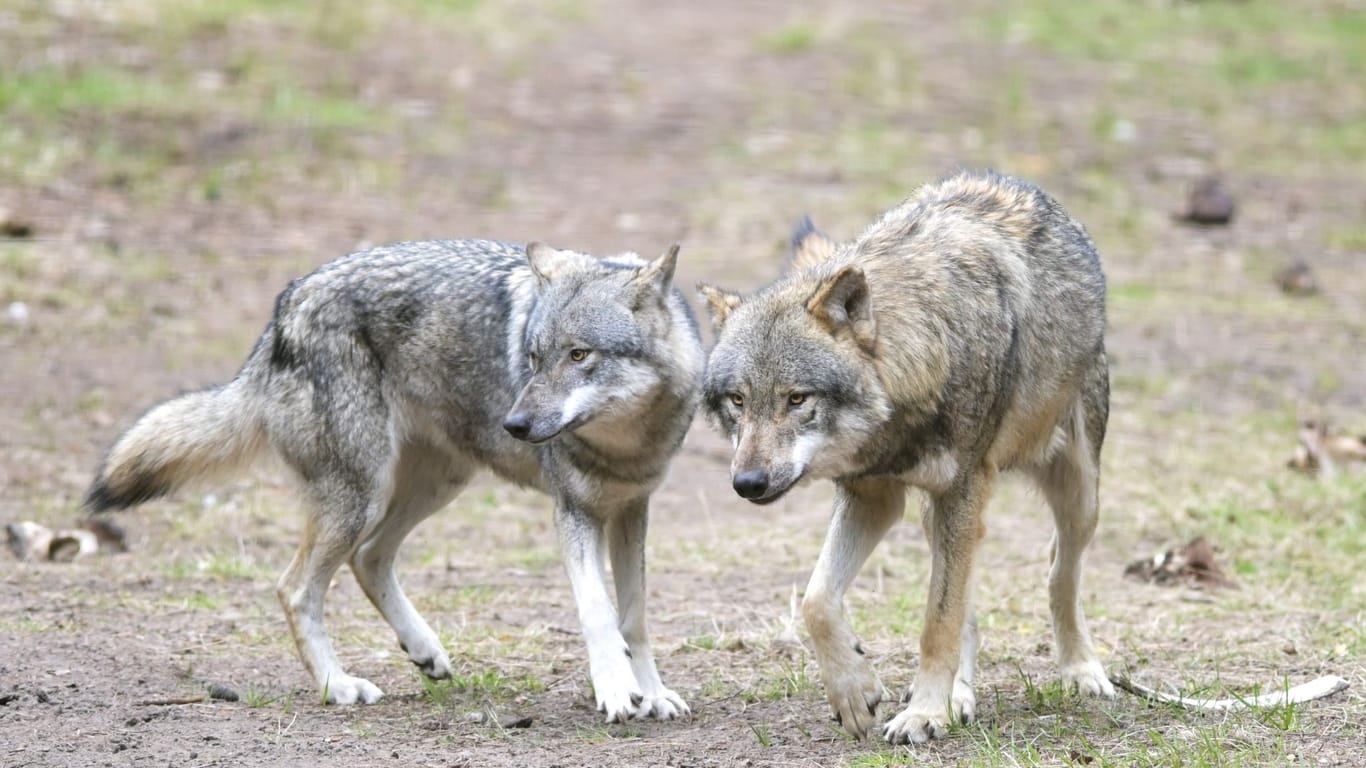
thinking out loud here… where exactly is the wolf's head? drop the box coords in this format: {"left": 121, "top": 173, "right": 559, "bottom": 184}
{"left": 503, "top": 241, "right": 698, "bottom": 446}
{"left": 698, "top": 227, "right": 891, "bottom": 504}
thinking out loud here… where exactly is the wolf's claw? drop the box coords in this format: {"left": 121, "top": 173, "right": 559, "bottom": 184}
{"left": 633, "top": 687, "right": 689, "bottom": 720}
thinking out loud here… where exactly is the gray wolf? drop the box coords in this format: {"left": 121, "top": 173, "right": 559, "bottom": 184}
{"left": 86, "top": 238, "right": 702, "bottom": 722}
{"left": 698, "top": 171, "right": 1114, "bottom": 743}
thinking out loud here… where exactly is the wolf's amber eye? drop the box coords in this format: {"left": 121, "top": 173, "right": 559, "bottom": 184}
{"left": 569, "top": 349, "right": 589, "bottom": 362}
{"left": 788, "top": 392, "right": 807, "bottom": 407}
{"left": 729, "top": 393, "right": 744, "bottom": 408}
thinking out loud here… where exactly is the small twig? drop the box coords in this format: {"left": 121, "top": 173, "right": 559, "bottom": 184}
{"left": 1111, "top": 674, "right": 1349, "bottom": 712}
{"left": 134, "top": 695, "right": 208, "bottom": 706}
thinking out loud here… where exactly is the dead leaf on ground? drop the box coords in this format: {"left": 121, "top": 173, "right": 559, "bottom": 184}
{"left": 1286, "top": 419, "right": 1366, "bottom": 478}
{"left": 1124, "top": 536, "right": 1237, "bottom": 589}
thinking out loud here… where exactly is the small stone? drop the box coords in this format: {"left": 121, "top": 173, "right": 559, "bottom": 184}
{"left": 1275, "top": 260, "right": 1318, "bottom": 296}
{"left": 0, "top": 215, "right": 33, "bottom": 238}
{"left": 6, "top": 301, "right": 29, "bottom": 327}
{"left": 1177, "top": 177, "right": 1235, "bottom": 225}
{"left": 207, "top": 683, "right": 239, "bottom": 702}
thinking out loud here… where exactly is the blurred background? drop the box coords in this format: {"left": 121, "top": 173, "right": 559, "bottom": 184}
{"left": 0, "top": 1, "right": 1362, "bottom": 765}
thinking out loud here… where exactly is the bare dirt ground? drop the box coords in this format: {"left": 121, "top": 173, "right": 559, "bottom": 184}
{"left": 2, "top": 1, "right": 1363, "bottom": 766}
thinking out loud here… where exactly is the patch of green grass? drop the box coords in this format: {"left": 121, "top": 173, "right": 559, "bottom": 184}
{"left": 163, "top": 592, "right": 221, "bottom": 611}
{"left": 853, "top": 591, "right": 923, "bottom": 638}
{"left": 977, "top": 1, "right": 1366, "bottom": 175}
{"left": 986, "top": 2, "right": 1366, "bottom": 86}
{"left": 0, "top": 67, "right": 189, "bottom": 118}
{"left": 162, "top": 551, "right": 274, "bottom": 582}
{"left": 260, "top": 84, "right": 386, "bottom": 130}
{"left": 1326, "top": 226, "right": 1366, "bottom": 252}
{"left": 1176, "top": 471, "right": 1365, "bottom": 604}
{"left": 493, "top": 546, "right": 560, "bottom": 571}
{"left": 420, "top": 585, "right": 496, "bottom": 613}
{"left": 108, "top": 0, "right": 485, "bottom": 45}
{"left": 741, "top": 656, "right": 819, "bottom": 702}
{"left": 699, "top": 675, "right": 729, "bottom": 699}
{"left": 759, "top": 21, "right": 820, "bottom": 55}
{"left": 682, "top": 634, "right": 720, "bottom": 652}
{"left": 421, "top": 661, "right": 545, "bottom": 705}
{"left": 1108, "top": 281, "right": 1158, "bottom": 303}
{"left": 1111, "top": 370, "right": 1172, "bottom": 400}
{"left": 0, "top": 617, "right": 50, "bottom": 633}
{"left": 242, "top": 684, "right": 279, "bottom": 708}
{"left": 839, "top": 23, "right": 920, "bottom": 111}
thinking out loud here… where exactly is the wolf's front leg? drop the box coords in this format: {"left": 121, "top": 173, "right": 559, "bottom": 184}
{"left": 802, "top": 478, "right": 906, "bottom": 739}
{"left": 556, "top": 503, "right": 641, "bottom": 723}
{"left": 883, "top": 470, "right": 991, "bottom": 745}
{"left": 608, "top": 502, "right": 689, "bottom": 720}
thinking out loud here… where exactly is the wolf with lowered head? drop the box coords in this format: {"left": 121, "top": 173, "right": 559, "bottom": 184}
{"left": 699, "top": 171, "right": 1115, "bottom": 744}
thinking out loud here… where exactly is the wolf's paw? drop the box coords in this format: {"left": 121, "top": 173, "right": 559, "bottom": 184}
{"left": 823, "top": 660, "right": 883, "bottom": 739}
{"left": 881, "top": 702, "right": 951, "bottom": 745}
{"left": 1061, "top": 659, "right": 1115, "bottom": 697}
{"left": 633, "top": 685, "right": 690, "bottom": 721}
{"left": 323, "top": 674, "right": 384, "bottom": 705}
{"left": 403, "top": 636, "right": 452, "bottom": 681}
{"left": 902, "top": 678, "right": 976, "bottom": 722}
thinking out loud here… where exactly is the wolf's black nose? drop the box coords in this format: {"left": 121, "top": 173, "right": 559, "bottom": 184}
{"left": 732, "top": 470, "right": 770, "bottom": 499}
{"left": 503, "top": 413, "right": 532, "bottom": 440}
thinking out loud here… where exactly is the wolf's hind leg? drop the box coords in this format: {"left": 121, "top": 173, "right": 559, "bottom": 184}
{"left": 803, "top": 477, "right": 905, "bottom": 740}
{"left": 608, "top": 502, "right": 688, "bottom": 720}
{"left": 1033, "top": 401, "right": 1113, "bottom": 698}
{"left": 351, "top": 447, "right": 468, "bottom": 682}
{"left": 277, "top": 481, "right": 382, "bottom": 705}
{"left": 557, "top": 504, "right": 641, "bottom": 723}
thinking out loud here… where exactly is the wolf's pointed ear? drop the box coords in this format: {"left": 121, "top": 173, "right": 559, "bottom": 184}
{"left": 697, "top": 283, "right": 743, "bottom": 333}
{"left": 525, "top": 241, "right": 578, "bottom": 284}
{"left": 806, "top": 265, "right": 876, "bottom": 353}
{"left": 636, "top": 243, "right": 680, "bottom": 294}
{"left": 790, "top": 215, "right": 837, "bottom": 272}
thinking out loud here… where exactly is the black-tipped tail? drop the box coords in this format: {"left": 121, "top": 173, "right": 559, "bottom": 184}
{"left": 83, "top": 468, "right": 172, "bottom": 515}
{"left": 82, "top": 380, "right": 264, "bottom": 515}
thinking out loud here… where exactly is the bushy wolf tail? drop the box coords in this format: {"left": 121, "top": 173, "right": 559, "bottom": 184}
{"left": 85, "top": 378, "right": 266, "bottom": 513}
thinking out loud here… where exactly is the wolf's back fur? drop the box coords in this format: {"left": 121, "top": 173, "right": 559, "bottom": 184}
{"left": 851, "top": 171, "right": 1107, "bottom": 475}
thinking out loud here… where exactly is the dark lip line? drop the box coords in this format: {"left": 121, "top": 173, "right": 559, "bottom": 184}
{"left": 740, "top": 472, "right": 804, "bottom": 505}
{"left": 524, "top": 413, "right": 592, "bottom": 445}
